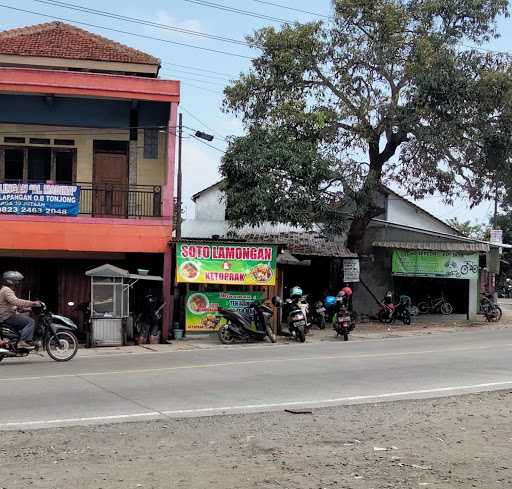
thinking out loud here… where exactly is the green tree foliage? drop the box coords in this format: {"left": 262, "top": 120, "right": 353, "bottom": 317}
{"left": 221, "top": 0, "right": 510, "bottom": 252}
{"left": 446, "top": 217, "right": 488, "bottom": 240}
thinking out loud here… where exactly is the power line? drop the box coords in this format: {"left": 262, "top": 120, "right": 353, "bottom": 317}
{"left": 33, "top": 0, "right": 251, "bottom": 47}
{"left": 183, "top": 0, "right": 293, "bottom": 24}
{"left": 249, "top": 0, "right": 331, "bottom": 19}
{"left": 160, "top": 67, "right": 231, "bottom": 81}
{"left": 190, "top": 133, "right": 227, "bottom": 153}
{"left": 0, "top": 3, "right": 253, "bottom": 59}
{"left": 161, "top": 61, "right": 235, "bottom": 78}
{"left": 181, "top": 106, "right": 228, "bottom": 140}
{"left": 180, "top": 81, "right": 224, "bottom": 94}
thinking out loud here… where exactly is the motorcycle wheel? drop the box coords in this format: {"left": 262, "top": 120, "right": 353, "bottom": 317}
{"left": 402, "top": 310, "right": 412, "bottom": 325}
{"left": 0, "top": 356, "right": 4, "bottom": 362}
{"left": 343, "top": 331, "right": 349, "bottom": 341}
{"left": 487, "top": 306, "right": 503, "bottom": 322}
{"left": 417, "top": 302, "right": 430, "bottom": 314}
{"left": 296, "top": 325, "right": 306, "bottom": 343}
{"left": 440, "top": 302, "right": 453, "bottom": 315}
{"left": 217, "top": 325, "right": 236, "bottom": 345}
{"left": 45, "top": 331, "right": 78, "bottom": 362}
{"left": 378, "top": 310, "right": 393, "bottom": 324}
{"left": 318, "top": 316, "right": 326, "bottom": 330}
{"left": 265, "top": 324, "right": 277, "bottom": 343}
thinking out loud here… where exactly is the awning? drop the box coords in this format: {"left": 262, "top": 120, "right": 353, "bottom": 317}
{"left": 373, "top": 240, "right": 489, "bottom": 253}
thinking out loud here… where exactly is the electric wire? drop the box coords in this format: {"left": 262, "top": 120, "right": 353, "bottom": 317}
{"left": 0, "top": 3, "right": 253, "bottom": 59}
{"left": 249, "top": 0, "right": 331, "bottom": 19}
{"left": 33, "top": 0, "right": 251, "bottom": 47}
{"left": 181, "top": 106, "right": 228, "bottom": 140}
{"left": 183, "top": 0, "right": 293, "bottom": 24}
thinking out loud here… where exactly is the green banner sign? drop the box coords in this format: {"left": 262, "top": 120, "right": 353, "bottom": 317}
{"left": 185, "top": 291, "right": 264, "bottom": 332}
{"left": 176, "top": 242, "right": 277, "bottom": 286}
{"left": 392, "top": 250, "right": 479, "bottom": 279}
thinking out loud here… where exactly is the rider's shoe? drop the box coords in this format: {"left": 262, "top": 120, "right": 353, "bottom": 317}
{"left": 17, "top": 340, "right": 35, "bottom": 350}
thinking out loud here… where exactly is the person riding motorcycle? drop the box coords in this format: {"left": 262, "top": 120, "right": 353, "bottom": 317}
{"left": 0, "top": 271, "right": 40, "bottom": 349}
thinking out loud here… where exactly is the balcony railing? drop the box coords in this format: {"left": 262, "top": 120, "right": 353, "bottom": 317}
{"left": 78, "top": 183, "right": 162, "bottom": 218}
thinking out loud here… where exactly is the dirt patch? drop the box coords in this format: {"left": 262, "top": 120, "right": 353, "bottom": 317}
{"left": 2, "top": 391, "right": 512, "bottom": 488}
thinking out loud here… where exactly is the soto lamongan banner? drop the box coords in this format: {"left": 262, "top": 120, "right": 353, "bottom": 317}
{"left": 185, "top": 291, "right": 264, "bottom": 331}
{"left": 176, "top": 242, "right": 277, "bottom": 286}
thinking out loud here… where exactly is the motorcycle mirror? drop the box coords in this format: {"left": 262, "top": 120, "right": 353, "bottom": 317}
{"left": 271, "top": 296, "right": 282, "bottom": 307}
{"left": 67, "top": 301, "right": 75, "bottom": 307}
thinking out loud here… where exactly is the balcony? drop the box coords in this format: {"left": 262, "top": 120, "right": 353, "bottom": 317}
{"left": 78, "top": 183, "right": 162, "bottom": 218}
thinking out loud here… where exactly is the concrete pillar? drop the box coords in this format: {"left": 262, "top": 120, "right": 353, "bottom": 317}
{"left": 162, "top": 248, "right": 173, "bottom": 340}
{"left": 468, "top": 278, "right": 479, "bottom": 320}
{"left": 129, "top": 140, "right": 138, "bottom": 186}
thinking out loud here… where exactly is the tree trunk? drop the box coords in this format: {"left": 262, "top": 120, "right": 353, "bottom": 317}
{"left": 347, "top": 214, "right": 373, "bottom": 253}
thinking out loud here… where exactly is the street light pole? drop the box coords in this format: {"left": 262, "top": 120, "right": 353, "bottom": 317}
{"left": 172, "top": 113, "right": 214, "bottom": 336}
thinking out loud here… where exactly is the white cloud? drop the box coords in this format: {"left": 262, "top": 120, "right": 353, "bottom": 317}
{"left": 143, "top": 10, "right": 203, "bottom": 39}
{"left": 180, "top": 138, "right": 222, "bottom": 217}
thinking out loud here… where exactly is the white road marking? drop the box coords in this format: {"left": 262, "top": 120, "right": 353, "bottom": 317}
{"left": 2, "top": 380, "right": 512, "bottom": 429}
{"left": 0, "top": 342, "right": 511, "bottom": 382}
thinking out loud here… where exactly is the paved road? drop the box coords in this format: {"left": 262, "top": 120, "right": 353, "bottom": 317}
{"left": 2, "top": 328, "right": 512, "bottom": 430}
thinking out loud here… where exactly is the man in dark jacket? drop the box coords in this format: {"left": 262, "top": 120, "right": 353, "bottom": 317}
{"left": 0, "top": 271, "right": 40, "bottom": 349}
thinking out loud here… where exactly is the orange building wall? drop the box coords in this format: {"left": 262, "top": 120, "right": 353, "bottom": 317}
{"left": 0, "top": 219, "right": 171, "bottom": 253}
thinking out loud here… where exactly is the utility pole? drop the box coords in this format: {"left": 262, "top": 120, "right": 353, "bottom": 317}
{"left": 494, "top": 173, "right": 499, "bottom": 229}
{"left": 176, "top": 112, "right": 183, "bottom": 239}
{"left": 172, "top": 113, "right": 214, "bottom": 336}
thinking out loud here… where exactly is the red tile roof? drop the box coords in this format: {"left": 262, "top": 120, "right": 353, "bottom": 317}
{"left": 0, "top": 21, "right": 160, "bottom": 66}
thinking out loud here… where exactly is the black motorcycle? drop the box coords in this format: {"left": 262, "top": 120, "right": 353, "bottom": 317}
{"left": 0, "top": 302, "right": 79, "bottom": 362}
{"left": 284, "top": 297, "right": 308, "bottom": 342}
{"left": 216, "top": 298, "right": 279, "bottom": 345}
{"left": 333, "top": 298, "right": 355, "bottom": 341}
{"left": 310, "top": 299, "right": 327, "bottom": 329}
{"left": 480, "top": 294, "right": 502, "bottom": 322}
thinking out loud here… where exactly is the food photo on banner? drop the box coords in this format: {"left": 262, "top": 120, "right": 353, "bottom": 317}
{"left": 185, "top": 291, "right": 264, "bottom": 332}
{"left": 176, "top": 242, "right": 277, "bottom": 286}
{"left": 0, "top": 183, "right": 80, "bottom": 216}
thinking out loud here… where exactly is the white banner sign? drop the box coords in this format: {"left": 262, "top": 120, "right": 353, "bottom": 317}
{"left": 343, "top": 259, "right": 360, "bottom": 282}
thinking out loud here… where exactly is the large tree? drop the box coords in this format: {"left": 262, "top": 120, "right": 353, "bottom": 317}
{"left": 221, "top": 0, "right": 511, "bottom": 252}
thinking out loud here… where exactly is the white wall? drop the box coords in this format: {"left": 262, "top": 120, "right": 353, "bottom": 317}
{"left": 386, "top": 197, "right": 457, "bottom": 235}
{"left": 194, "top": 187, "right": 226, "bottom": 221}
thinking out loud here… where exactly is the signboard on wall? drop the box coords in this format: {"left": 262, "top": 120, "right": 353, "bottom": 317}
{"left": 0, "top": 183, "right": 80, "bottom": 217}
{"left": 490, "top": 229, "right": 503, "bottom": 245}
{"left": 176, "top": 242, "right": 277, "bottom": 286}
{"left": 185, "top": 291, "right": 264, "bottom": 331}
{"left": 392, "top": 250, "right": 479, "bottom": 279}
{"left": 343, "top": 259, "right": 360, "bottom": 282}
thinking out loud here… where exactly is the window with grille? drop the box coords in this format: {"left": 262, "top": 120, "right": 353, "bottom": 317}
{"left": 144, "top": 129, "right": 159, "bottom": 159}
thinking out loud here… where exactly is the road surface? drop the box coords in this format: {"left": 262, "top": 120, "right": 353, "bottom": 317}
{"left": 1, "top": 327, "right": 512, "bottom": 430}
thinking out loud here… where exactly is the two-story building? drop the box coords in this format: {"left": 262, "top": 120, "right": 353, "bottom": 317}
{"left": 0, "top": 22, "right": 179, "bottom": 338}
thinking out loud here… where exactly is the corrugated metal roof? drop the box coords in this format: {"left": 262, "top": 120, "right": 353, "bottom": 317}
{"left": 373, "top": 240, "right": 489, "bottom": 252}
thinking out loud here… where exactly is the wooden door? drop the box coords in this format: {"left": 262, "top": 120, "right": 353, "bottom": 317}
{"left": 93, "top": 149, "right": 129, "bottom": 217}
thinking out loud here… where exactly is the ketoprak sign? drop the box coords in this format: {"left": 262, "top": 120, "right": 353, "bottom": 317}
{"left": 176, "top": 242, "right": 277, "bottom": 286}
{"left": 0, "top": 183, "right": 80, "bottom": 217}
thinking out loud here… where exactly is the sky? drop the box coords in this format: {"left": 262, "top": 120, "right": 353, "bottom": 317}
{"left": 0, "top": 0, "right": 511, "bottom": 224}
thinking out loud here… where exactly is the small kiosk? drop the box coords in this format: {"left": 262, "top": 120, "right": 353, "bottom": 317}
{"left": 86, "top": 264, "right": 163, "bottom": 346}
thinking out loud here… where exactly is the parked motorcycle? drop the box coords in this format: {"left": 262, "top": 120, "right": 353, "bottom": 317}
{"left": 309, "top": 299, "right": 327, "bottom": 329}
{"left": 480, "top": 294, "right": 502, "bottom": 322}
{"left": 378, "top": 292, "right": 412, "bottom": 325}
{"left": 333, "top": 295, "right": 355, "bottom": 341}
{"left": 0, "top": 302, "right": 79, "bottom": 362}
{"left": 216, "top": 298, "right": 279, "bottom": 344}
{"left": 284, "top": 296, "right": 308, "bottom": 342}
